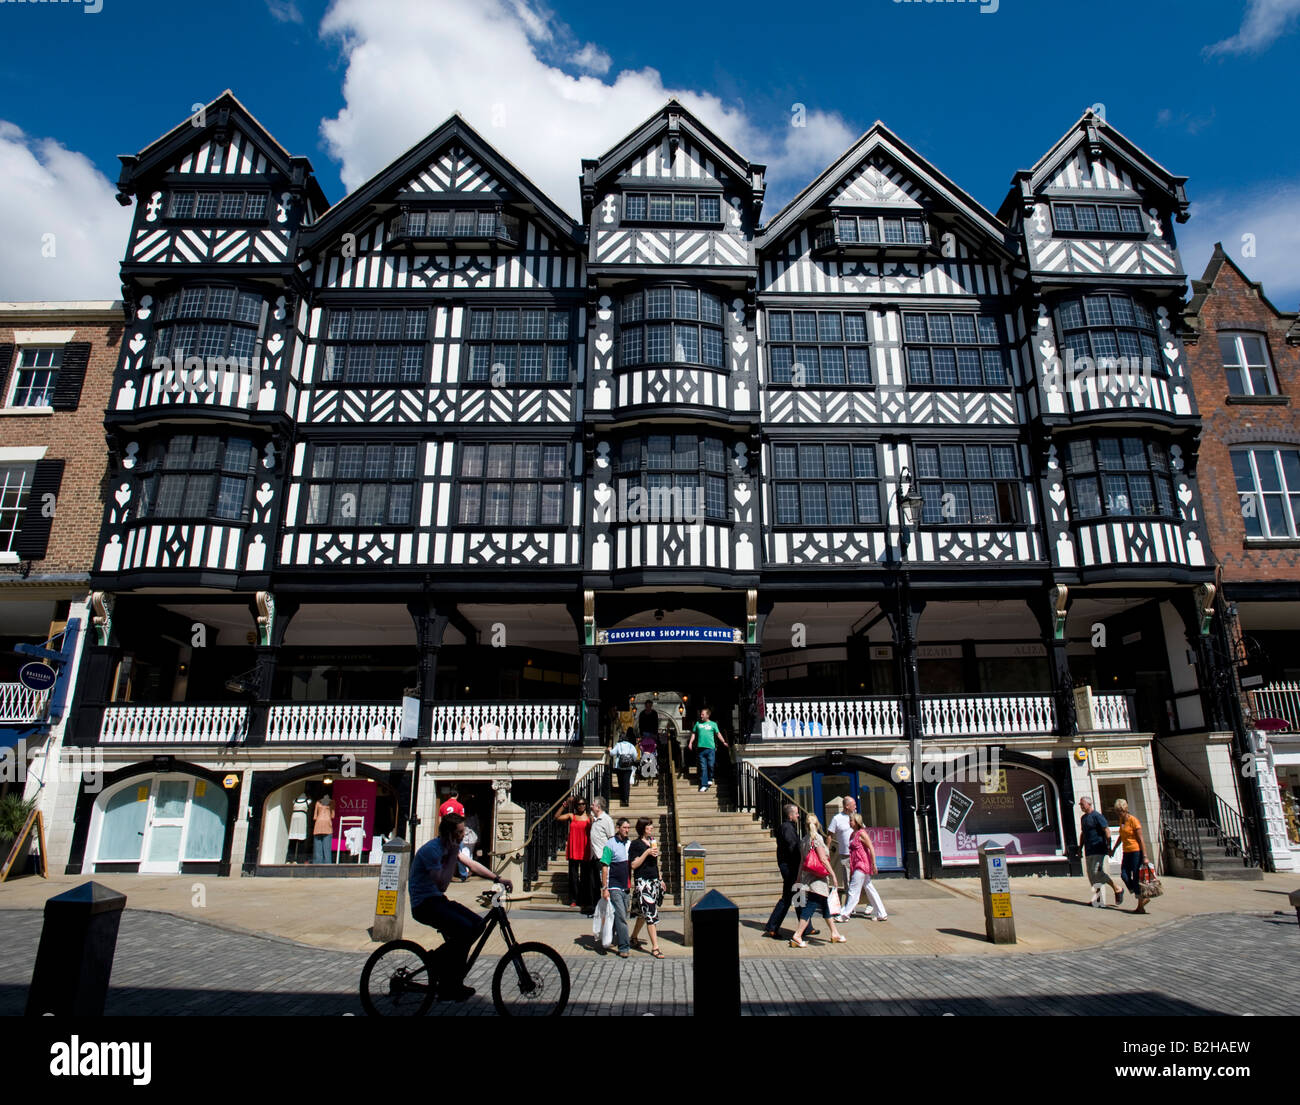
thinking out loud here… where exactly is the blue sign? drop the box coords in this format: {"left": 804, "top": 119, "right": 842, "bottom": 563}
{"left": 18, "top": 663, "right": 57, "bottom": 692}
{"left": 597, "top": 626, "right": 742, "bottom": 645}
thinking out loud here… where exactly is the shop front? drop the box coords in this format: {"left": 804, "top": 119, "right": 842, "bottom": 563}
{"left": 933, "top": 759, "right": 1067, "bottom": 869}
{"left": 766, "top": 754, "right": 910, "bottom": 873}
{"left": 82, "top": 767, "right": 234, "bottom": 875}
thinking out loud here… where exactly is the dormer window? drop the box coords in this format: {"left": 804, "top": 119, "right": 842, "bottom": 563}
{"left": 622, "top": 192, "right": 722, "bottom": 224}
{"left": 388, "top": 206, "right": 519, "bottom": 247}
{"left": 1052, "top": 203, "right": 1144, "bottom": 235}
{"left": 836, "top": 214, "right": 927, "bottom": 245}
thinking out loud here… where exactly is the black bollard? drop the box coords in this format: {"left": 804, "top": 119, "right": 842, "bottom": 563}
{"left": 26, "top": 882, "right": 127, "bottom": 1016}
{"left": 1290, "top": 888, "right": 1299, "bottom": 927}
{"left": 691, "top": 888, "right": 740, "bottom": 1017}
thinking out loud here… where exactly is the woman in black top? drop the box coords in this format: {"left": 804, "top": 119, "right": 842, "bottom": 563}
{"left": 629, "top": 817, "right": 666, "bottom": 958}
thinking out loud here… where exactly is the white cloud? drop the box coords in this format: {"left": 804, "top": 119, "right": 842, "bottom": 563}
{"left": 570, "top": 42, "right": 611, "bottom": 76}
{"left": 0, "top": 121, "right": 129, "bottom": 302}
{"left": 1205, "top": 0, "right": 1300, "bottom": 55}
{"left": 266, "top": 0, "right": 304, "bottom": 23}
{"left": 316, "top": 0, "right": 857, "bottom": 218}
{"left": 1180, "top": 184, "right": 1300, "bottom": 307}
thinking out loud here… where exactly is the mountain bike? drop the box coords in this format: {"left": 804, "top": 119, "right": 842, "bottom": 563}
{"left": 360, "top": 884, "right": 570, "bottom": 1017}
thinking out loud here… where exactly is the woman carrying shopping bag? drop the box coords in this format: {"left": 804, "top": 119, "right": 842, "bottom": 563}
{"left": 789, "top": 814, "right": 846, "bottom": 947}
{"left": 1111, "top": 799, "right": 1152, "bottom": 915}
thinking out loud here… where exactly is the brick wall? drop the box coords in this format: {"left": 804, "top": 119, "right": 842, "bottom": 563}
{"left": 1185, "top": 256, "right": 1300, "bottom": 581}
{"left": 0, "top": 312, "right": 121, "bottom": 579}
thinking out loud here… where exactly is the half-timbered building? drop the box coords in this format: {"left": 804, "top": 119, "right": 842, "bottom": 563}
{"left": 57, "top": 93, "right": 1251, "bottom": 883}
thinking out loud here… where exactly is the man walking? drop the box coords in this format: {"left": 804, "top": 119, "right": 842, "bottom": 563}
{"left": 827, "top": 796, "right": 858, "bottom": 895}
{"left": 1078, "top": 796, "right": 1123, "bottom": 906}
{"left": 586, "top": 796, "right": 615, "bottom": 915}
{"left": 762, "top": 803, "right": 816, "bottom": 939}
{"left": 599, "top": 817, "right": 634, "bottom": 957}
{"left": 689, "top": 706, "right": 727, "bottom": 792}
{"left": 611, "top": 732, "right": 638, "bottom": 806}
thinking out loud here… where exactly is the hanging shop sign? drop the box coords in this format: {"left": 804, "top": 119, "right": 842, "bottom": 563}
{"left": 597, "top": 626, "right": 742, "bottom": 645}
{"left": 222, "top": 774, "right": 239, "bottom": 790}
{"left": 937, "top": 765, "right": 1065, "bottom": 865}
{"left": 18, "top": 663, "right": 56, "bottom": 692}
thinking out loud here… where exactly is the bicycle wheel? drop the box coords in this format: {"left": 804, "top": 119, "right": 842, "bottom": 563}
{"left": 491, "top": 942, "right": 570, "bottom": 1017}
{"left": 360, "top": 940, "right": 436, "bottom": 1017}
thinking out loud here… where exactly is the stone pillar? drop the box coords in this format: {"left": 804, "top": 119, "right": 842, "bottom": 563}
{"left": 883, "top": 587, "right": 926, "bottom": 878}
{"left": 493, "top": 797, "right": 526, "bottom": 893}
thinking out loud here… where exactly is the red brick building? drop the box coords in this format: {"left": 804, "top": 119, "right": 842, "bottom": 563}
{"left": 1, "top": 301, "right": 121, "bottom": 865}
{"left": 1183, "top": 246, "right": 1300, "bottom": 867}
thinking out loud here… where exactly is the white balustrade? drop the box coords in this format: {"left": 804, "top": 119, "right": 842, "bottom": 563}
{"left": 762, "top": 697, "right": 903, "bottom": 740}
{"left": 99, "top": 704, "right": 248, "bottom": 744}
{"left": 1, "top": 682, "right": 50, "bottom": 724}
{"left": 920, "top": 694, "right": 1057, "bottom": 737}
{"left": 1249, "top": 681, "right": 1300, "bottom": 732}
{"left": 1089, "top": 694, "right": 1132, "bottom": 733}
{"left": 764, "top": 693, "right": 1075, "bottom": 739}
{"left": 266, "top": 703, "right": 405, "bottom": 743}
{"left": 428, "top": 702, "right": 579, "bottom": 743}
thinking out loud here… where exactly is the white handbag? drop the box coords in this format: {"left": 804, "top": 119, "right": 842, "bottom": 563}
{"left": 826, "top": 887, "right": 842, "bottom": 917}
{"left": 592, "top": 897, "right": 615, "bottom": 947}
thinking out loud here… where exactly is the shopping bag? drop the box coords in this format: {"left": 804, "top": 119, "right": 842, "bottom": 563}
{"left": 592, "top": 897, "right": 615, "bottom": 946}
{"left": 826, "top": 887, "right": 842, "bottom": 917}
{"left": 1137, "top": 861, "right": 1163, "bottom": 899}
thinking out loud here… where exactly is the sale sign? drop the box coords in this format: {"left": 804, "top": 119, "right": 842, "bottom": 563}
{"left": 332, "top": 779, "right": 377, "bottom": 855}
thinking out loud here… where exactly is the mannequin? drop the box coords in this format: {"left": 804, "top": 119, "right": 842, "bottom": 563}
{"left": 288, "top": 793, "right": 309, "bottom": 863}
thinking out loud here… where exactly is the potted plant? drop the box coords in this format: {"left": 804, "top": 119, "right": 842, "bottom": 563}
{"left": 0, "top": 794, "right": 38, "bottom": 874}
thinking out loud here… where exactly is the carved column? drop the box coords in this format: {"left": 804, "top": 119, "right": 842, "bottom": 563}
{"left": 407, "top": 598, "right": 450, "bottom": 745}
{"left": 740, "top": 588, "right": 771, "bottom": 743}
{"left": 882, "top": 586, "right": 926, "bottom": 879}
{"left": 246, "top": 593, "right": 298, "bottom": 744}
{"left": 1032, "top": 584, "right": 1076, "bottom": 741}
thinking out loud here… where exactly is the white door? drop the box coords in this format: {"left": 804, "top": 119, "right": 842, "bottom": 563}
{"left": 139, "top": 778, "right": 192, "bottom": 874}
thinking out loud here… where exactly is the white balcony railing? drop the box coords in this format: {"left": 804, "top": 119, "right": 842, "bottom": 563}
{"left": 1249, "top": 681, "right": 1300, "bottom": 732}
{"left": 763, "top": 692, "right": 1133, "bottom": 740}
{"left": 1, "top": 682, "right": 50, "bottom": 724}
{"left": 266, "top": 703, "right": 405, "bottom": 743}
{"left": 99, "top": 704, "right": 248, "bottom": 744}
{"left": 762, "top": 697, "right": 904, "bottom": 740}
{"left": 428, "top": 702, "right": 580, "bottom": 743}
{"left": 921, "top": 693, "right": 1057, "bottom": 738}
{"left": 1089, "top": 693, "right": 1133, "bottom": 733}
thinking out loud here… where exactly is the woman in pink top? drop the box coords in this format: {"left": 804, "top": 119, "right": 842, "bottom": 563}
{"left": 837, "top": 813, "right": 888, "bottom": 922}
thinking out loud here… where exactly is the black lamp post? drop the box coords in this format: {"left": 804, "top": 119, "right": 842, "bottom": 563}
{"left": 891, "top": 467, "right": 927, "bottom": 876}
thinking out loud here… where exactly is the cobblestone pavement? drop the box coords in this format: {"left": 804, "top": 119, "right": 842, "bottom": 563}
{"left": 2, "top": 908, "right": 1296, "bottom": 1016}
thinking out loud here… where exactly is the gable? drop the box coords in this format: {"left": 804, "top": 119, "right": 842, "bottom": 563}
{"left": 618, "top": 137, "right": 726, "bottom": 186}
{"left": 170, "top": 128, "right": 273, "bottom": 176}
{"left": 404, "top": 144, "right": 506, "bottom": 197}
{"left": 829, "top": 157, "right": 925, "bottom": 209}
{"left": 1042, "top": 148, "right": 1138, "bottom": 194}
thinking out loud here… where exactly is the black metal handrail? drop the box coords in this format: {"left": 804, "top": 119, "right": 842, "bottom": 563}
{"left": 1213, "top": 793, "right": 1256, "bottom": 866}
{"left": 1158, "top": 785, "right": 1203, "bottom": 868}
{"left": 724, "top": 744, "right": 816, "bottom": 834}
{"left": 520, "top": 760, "right": 609, "bottom": 892}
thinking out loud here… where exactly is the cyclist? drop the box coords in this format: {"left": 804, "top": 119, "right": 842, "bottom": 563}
{"left": 409, "top": 812, "right": 511, "bottom": 1001}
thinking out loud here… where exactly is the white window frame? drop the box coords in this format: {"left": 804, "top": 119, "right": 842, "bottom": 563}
{"left": 1234, "top": 446, "right": 1300, "bottom": 540}
{"left": 1219, "top": 332, "right": 1277, "bottom": 397}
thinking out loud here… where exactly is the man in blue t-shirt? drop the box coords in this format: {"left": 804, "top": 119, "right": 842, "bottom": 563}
{"left": 1078, "top": 796, "right": 1122, "bottom": 906}
{"left": 409, "top": 812, "right": 511, "bottom": 1001}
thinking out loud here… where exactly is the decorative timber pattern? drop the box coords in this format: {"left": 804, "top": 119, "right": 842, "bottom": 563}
{"left": 169, "top": 129, "right": 271, "bottom": 174}
{"left": 404, "top": 145, "right": 503, "bottom": 195}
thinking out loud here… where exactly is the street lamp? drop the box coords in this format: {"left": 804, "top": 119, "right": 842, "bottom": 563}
{"left": 891, "top": 465, "right": 927, "bottom": 876}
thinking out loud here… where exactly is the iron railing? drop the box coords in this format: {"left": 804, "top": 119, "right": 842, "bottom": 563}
{"left": 0, "top": 682, "right": 49, "bottom": 724}
{"left": 1213, "top": 793, "right": 1256, "bottom": 866}
{"left": 519, "top": 760, "right": 609, "bottom": 892}
{"left": 1158, "top": 786, "right": 1203, "bottom": 868}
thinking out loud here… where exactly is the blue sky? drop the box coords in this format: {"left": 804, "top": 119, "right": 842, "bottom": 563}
{"left": 1, "top": 0, "right": 1297, "bottom": 305}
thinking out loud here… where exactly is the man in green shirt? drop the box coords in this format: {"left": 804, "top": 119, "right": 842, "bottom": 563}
{"left": 689, "top": 707, "right": 728, "bottom": 792}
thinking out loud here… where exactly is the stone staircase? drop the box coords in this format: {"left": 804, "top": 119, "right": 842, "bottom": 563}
{"left": 529, "top": 770, "right": 679, "bottom": 905}
{"left": 673, "top": 763, "right": 781, "bottom": 912}
{"left": 1165, "top": 815, "right": 1264, "bottom": 882}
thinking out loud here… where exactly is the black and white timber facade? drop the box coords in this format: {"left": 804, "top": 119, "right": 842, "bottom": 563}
{"left": 62, "top": 92, "right": 1245, "bottom": 880}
